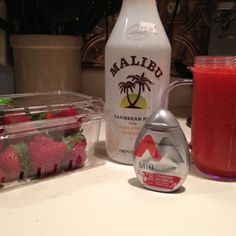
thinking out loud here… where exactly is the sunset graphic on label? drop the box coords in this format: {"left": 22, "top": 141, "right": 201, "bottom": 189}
{"left": 134, "top": 134, "right": 161, "bottom": 161}
{"left": 118, "top": 72, "right": 153, "bottom": 109}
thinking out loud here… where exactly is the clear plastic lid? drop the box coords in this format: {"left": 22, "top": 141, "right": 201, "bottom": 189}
{"left": 0, "top": 91, "right": 104, "bottom": 137}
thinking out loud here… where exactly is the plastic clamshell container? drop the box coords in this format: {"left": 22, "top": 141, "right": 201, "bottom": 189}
{"left": 0, "top": 91, "right": 104, "bottom": 190}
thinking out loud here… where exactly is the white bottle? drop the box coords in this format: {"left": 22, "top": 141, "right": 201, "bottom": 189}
{"left": 105, "top": 0, "right": 171, "bottom": 165}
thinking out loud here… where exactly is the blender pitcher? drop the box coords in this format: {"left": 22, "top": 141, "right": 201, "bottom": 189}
{"left": 163, "top": 56, "right": 236, "bottom": 179}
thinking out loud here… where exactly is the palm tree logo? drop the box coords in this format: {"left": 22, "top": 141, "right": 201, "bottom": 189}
{"left": 118, "top": 72, "right": 153, "bottom": 109}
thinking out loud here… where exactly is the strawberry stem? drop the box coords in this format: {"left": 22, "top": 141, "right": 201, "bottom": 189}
{"left": 63, "top": 130, "right": 85, "bottom": 150}
{"left": 13, "top": 142, "right": 30, "bottom": 177}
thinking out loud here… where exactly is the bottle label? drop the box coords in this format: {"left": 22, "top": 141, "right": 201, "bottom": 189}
{"left": 127, "top": 22, "right": 157, "bottom": 40}
{"left": 142, "top": 172, "right": 181, "bottom": 190}
{"left": 140, "top": 22, "right": 157, "bottom": 34}
{"left": 133, "top": 134, "right": 184, "bottom": 191}
{"left": 106, "top": 54, "right": 167, "bottom": 164}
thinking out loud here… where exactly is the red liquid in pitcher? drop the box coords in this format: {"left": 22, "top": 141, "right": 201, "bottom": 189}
{"left": 192, "top": 64, "right": 236, "bottom": 178}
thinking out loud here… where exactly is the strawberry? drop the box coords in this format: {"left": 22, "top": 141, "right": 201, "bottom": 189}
{"left": 0, "top": 140, "right": 3, "bottom": 153}
{"left": 56, "top": 107, "right": 83, "bottom": 136}
{"left": 28, "top": 134, "right": 67, "bottom": 176}
{"left": 45, "top": 112, "right": 55, "bottom": 119}
{"left": 0, "top": 111, "right": 4, "bottom": 140}
{"left": 57, "top": 107, "right": 78, "bottom": 118}
{"left": 0, "top": 142, "right": 29, "bottom": 182}
{"left": 62, "top": 131, "right": 87, "bottom": 169}
{"left": 71, "top": 139, "right": 87, "bottom": 167}
{"left": 0, "top": 168, "right": 6, "bottom": 183}
{"left": 0, "top": 110, "right": 4, "bottom": 125}
{"left": 3, "top": 112, "right": 30, "bottom": 125}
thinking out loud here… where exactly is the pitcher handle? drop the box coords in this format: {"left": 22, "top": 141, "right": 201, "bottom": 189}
{"left": 161, "top": 79, "right": 193, "bottom": 108}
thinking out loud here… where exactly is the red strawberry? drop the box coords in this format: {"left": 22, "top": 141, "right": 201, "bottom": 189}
{"left": 0, "top": 140, "right": 3, "bottom": 153}
{"left": 3, "top": 112, "right": 30, "bottom": 125}
{"left": 0, "top": 168, "right": 6, "bottom": 183}
{"left": 57, "top": 107, "right": 82, "bottom": 136}
{"left": 62, "top": 131, "right": 87, "bottom": 169}
{"left": 28, "top": 134, "right": 67, "bottom": 176}
{"left": 0, "top": 111, "right": 4, "bottom": 125}
{"left": 71, "top": 139, "right": 87, "bottom": 167}
{"left": 57, "top": 107, "right": 78, "bottom": 117}
{"left": 45, "top": 112, "right": 55, "bottom": 119}
{"left": 0, "top": 142, "right": 29, "bottom": 182}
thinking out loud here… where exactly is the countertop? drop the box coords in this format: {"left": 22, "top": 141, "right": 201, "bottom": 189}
{"left": 0, "top": 107, "right": 235, "bottom": 236}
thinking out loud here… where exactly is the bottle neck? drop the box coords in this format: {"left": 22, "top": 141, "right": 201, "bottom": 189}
{"left": 121, "top": 0, "right": 158, "bottom": 15}
{"left": 122, "top": 0, "right": 157, "bottom": 7}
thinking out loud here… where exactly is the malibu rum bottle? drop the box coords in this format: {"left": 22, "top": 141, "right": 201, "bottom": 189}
{"left": 105, "top": 0, "right": 171, "bottom": 164}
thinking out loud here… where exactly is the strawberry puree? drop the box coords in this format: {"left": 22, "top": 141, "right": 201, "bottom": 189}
{"left": 191, "top": 61, "right": 236, "bottom": 178}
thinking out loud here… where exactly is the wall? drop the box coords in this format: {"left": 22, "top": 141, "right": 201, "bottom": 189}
{"left": 80, "top": 0, "right": 212, "bottom": 68}
{"left": 0, "top": 0, "right": 210, "bottom": 102}
{"left": 81, "top": 68, "right": 105, "bottom": 99}
{"left": 0, "top": 0, "right": 14, "bottom": 94}
{"left": 0, "top": 0, "right": 6, "bottom": 65}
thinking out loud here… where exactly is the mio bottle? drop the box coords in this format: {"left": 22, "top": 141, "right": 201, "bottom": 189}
{"left": 133, "top": 109, "right": 190, "bottom": 192}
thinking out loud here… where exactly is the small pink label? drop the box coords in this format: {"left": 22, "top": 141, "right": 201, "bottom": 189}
{"left": 142, "top": 171, "right": 181, "bottom": 190}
